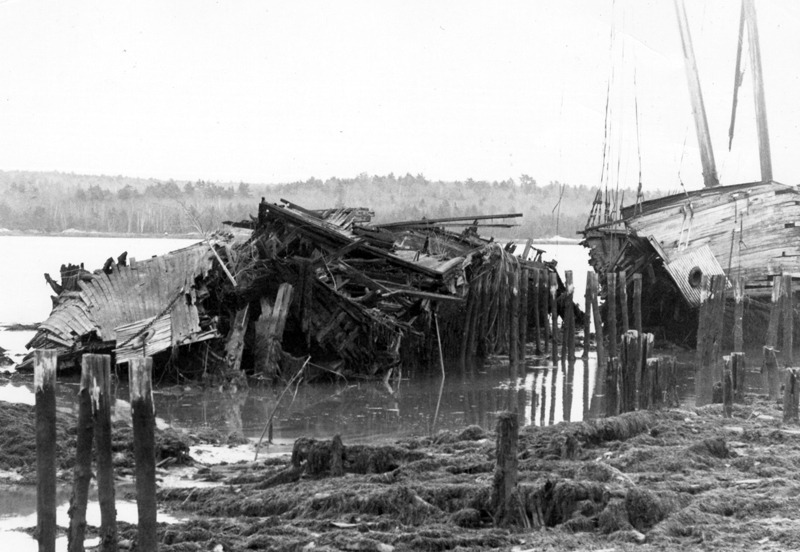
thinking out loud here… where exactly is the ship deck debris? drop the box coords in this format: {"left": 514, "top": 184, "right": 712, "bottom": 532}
{"left": 25, "top": 199, "right": 559, "bottom": 381}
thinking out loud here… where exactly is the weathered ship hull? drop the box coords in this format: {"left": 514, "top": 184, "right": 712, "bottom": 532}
{"left": 581, "top": 180, "right": 800, "bottom": 346}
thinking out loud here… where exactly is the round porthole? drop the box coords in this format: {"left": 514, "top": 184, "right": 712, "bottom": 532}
{"left": 688, "top": 267, "right": 703, "bottom": 288}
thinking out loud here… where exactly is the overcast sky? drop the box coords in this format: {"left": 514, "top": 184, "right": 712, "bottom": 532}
{"left": 0, "top": 0, "right": 798, "bottom": 192}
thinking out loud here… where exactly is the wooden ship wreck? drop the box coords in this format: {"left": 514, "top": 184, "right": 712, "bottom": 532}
{"left": 25, "top": 198, "right": 559, "bottom": 381}
{"left": 581, "top": 0, "right": 795, "bottom": 347}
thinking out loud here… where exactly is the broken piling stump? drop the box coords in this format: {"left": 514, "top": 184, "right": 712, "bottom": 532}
{"left": 620, "top": 330, "right": 639, "bottom": 413}
{"left": 722, "top": 357, "right": 733, "bottom": 418}
{"left": 35, "top": 349, "right": 58, "bottom": 552}
{"left": 784, "top": 368, "right": 800, "bottom": 423}
{"left": 93, "top": 354, "right": 118, "bottom": 552}
{"left": 763, "top": 346, "right": 780, "bottom": 400}
{"left": 550, "top": 272, "right": 558, "bottom": 364}
{"left": 130, "top": 357, "right": 158, "bottom": 552}
{"left": 731, "top": 352, "right": 746, "bottom": 402}
{"left": 68, "top": 355, "right": 97, "bottom": 552}
{"left": 492, "top": 411, "right": 519, "bottom": 526}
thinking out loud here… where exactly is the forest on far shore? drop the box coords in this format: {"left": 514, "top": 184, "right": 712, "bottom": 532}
{"left": 0, "top": 170, "right": 643, "bottom": 240}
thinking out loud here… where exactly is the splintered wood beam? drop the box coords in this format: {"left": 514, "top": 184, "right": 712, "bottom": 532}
{"left": 255, "top": 284, "right": 295, "bottom": 378}
{"left": 224, "top": 305, "right": 250, "bottom": 377}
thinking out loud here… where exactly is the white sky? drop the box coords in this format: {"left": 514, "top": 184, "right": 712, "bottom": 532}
{"left": 0, "top": 0, "right": 798, "bottom": 192}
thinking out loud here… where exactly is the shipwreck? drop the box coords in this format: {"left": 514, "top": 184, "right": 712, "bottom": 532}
{"left": 25, "top": 199, "right": 560, "bottom": 382}
{"left": 580, "top": 0, "right": 796, "bottom": 347}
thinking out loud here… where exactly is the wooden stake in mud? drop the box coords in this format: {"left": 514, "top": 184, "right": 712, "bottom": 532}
{"left": 640, "top": 332, "right": 655, "bottom": 409}
{"left": 722, "top": 357, "right": 734, "bottom": 418}
{"left": 763, "top": 346, "right": 780, "bottom": 400}
{"left": 607, "top": 272, "right": 618, "bottom": 359}
{"left": 783, "top": 274, "right": 793, "bottom": 366}
{"left": 633, "top": 273, "right": 643, "bottom": 343}
{"left": 565, "top": 270, "right": 576, "bottom": 362}
{"left": 733, "top": 275, "right": 745, "bottom": 353}
{"left": 130, "top": 357, "right": 158, "bottom": 552}
{"left": 93, "top": 355, "right": 117, "bottom": 552}
{"left": 583, "top": 272, "right": 592, "bottom": 360}
{"left": 330, "top": 435, "right": 344, "bottom": 477}
{"left": 533, "top": 269, "right": 542, "bottom": 355}
{"left": 589, "top": 273, "right": 606, "bottom": 370}
{"left": 783, "top": 368, "right": 799, "bottom": 423}
{"left": 696, "top": 275, "right": 726, "bottom": 406}
{"left": 519, "top": 267, "right": 529, "bottom": 366}
{"left": 620, "top": 330, "right": 639, "bottom": 413}
{"left": 605, "top": 357, "right": 620, "bottom": 417}
{"left": 731, "top": 352, "right": 746, "bottom": 402}
{"left": 765, "top": 276, "right": 782, "bottom": 349}
{"left": 642, "top": 357, "right": 660, "bottom": 410}
{"left": 492, "top": 411, "right": 519, "bottom": 526}
{"left": 661, "top": 355, "right": 679, "bottom": 407}
{"left": 550, "top": 272, "right": 558, "bottom": 364}
{"left": 35, "top": 349, "right": 58, "bottom": 552}
{"left": 619, "top": 269, "right": 629, "bottom": 334}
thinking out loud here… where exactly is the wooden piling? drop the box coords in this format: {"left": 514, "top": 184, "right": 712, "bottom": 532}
{"left": 583, "top": 271, "right": 592, "bottom": 360}
{"left": 491, "top": 411, "right": 519, "bottom": 526}
{"left": 36, "top": 350, "right": 58, "bottom": 552}
{"left": 541, "top": 270, "right": 550, "bottom": 354}
{"left": 619, "top": 269, "right": 629, "bottom": 334}
{"left": 783, "top": 274, "right": 793, "bottom": 366}
{"left": 565, "top": 270, "right": 576, "bottom": 362}
{"left": 93, "top": 355, "right": 117, "bottom": 552}
{"left": 589, "top": 273, "right": 606, "bottom": 370}
{"left": 642, "top": 357, "right": 660, "bottom": 410}
{"left": 68, "top": 356, "right": 95, "bottom": 552}
{"left": 662, "top": 356, "right": 679, "bottom": 408}
{"left": 696, "top": 275, "right": 726, "bottom": 406}
{"left": 633, "top": 274, "right": 643, "bottom": 339}
{"left": 763, "top": 346, "right": 780, "bottom": 400}
{"left": 783, "top": 368, "right": 799, "bottom": 423}
{"left": 605, "top": 357, "right": 620, "bottom": 417}
{"left": 640, "top": 333, "right": 654, "bottom": 409}
{"left": 519, "top": 267, "right": 529, "bottom": 367}
{"left": 550, "top": 272, "right": 558, "bottom": 364}
{"left": 533, "top": 269, "right": 542, "bottom": 355}
{"left": 733, "top": 275, "right": 745, "bottom": 353}
{"left": 130, "top": 357, "right": 158, "bottom": 552}
{"left": 722, "top": 357, "right": 734, "bottom": 418}
{"left": 509, "top": 264, "right": 520, "bottom": 375}
{"left": 330, "top": 435, "right": 344, "bottom": 477}
{"left": 620, "top": 330, "right": 639, "bottom": 413}
{"left": 765, "top": 276, "right": 782, "bottom": 349}
{"left": 459, "top": 274, "right": 479, "bottom": 367}
{"left": 607, "top": 272, "right": 618, "bottom": 359}
{"left": 731, "top": 352, "right": 746, "bottom": 402}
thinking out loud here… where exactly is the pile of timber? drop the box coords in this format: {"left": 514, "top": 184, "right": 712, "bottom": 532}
{"left": 24, "top": 199, "right": 556, "bottom": 381}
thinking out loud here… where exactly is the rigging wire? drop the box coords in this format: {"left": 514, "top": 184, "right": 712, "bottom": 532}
{"left": 599, "top": 0, "right": 617, "bottom": 223}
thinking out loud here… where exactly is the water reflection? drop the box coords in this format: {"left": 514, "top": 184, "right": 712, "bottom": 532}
{"left": 0, "top": 349, "right": 709, "bottom": 448}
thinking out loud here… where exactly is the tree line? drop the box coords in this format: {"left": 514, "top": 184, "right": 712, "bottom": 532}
{"left": 0, "top": 170, "right": 641, "bottom": 239}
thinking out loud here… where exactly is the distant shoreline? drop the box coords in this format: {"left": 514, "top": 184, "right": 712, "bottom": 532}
{"left": 0, "top": 230, "right": 202, "bottom": 239}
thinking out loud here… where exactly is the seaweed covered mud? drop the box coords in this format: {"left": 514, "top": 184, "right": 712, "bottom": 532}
{"left": 6, "top": 392, "right": 800, "bottom": 551}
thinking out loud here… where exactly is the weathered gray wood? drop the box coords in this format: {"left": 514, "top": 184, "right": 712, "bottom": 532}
{"left": 519, "top": 267, "right": 529, "bottom": 367}
{"left": 633, "top": 274, "right": 643, "bottom": 339}
{"left": 550, "top": 272, "right": 558, "bottom": 364}
{"left": 225, "top": 304, "right": 250, "bottom": 380}
{"left": 640, "top": 333, "right": 655, "bottom": 409}
{"left": 509, "top": 265, "right": 520, "bottom": 375}
{"left": 92, "top": 355, "right": 117, "bottom": 552}
{"left": 619, "top": 269, "right": 629, "bottom": 334}
{"left": 605, "top": 357, "right": 620, "bottom": 417}
{"left": 765, "top": 276, "right": 782, "bottom": 349}
{"left": 696, "top": 275, "right": 726, "bottom": 406}
{"left": 731, "top": 352, "right": 746, "bottom": 403}
{"left": 662, "top": 355, "right": 679, "bottom": 408}
{"left": 783, "top": 274, "right": 793, "bottom": 366}
{"left": 733, "top": 276, "right": 745, "bottom": 353}
{"left": 583, "top": 271, "right": 591, "bottom": 360}
{"left": 784, "top": 368, "right": 799, "bottom": 423}
{"left": 643, "top": 357, "right": 660, "bottom": 410}
{"left": 722, "top": 356, "right": 734, "bottom": 418}
{"left": 763, "top": 346, "right": 780, "bottom": 400}
{"left": 330, "top": 435, "right": 344, "bottom": 477}
{"left": 35, "top": 349, "right": 58, "bottom": 552}
{"left": 565, "top": 270, "right": 576, "bottom": 362}
{"left": 492, "top": 412, "right": 519, "bottom": 526}
{"left": 620, "top": 330, "right": 639, "bottom": 413}
{"left": 533, "top": 269, "right": 542, "bottom": 355}
{"left": 589, "top": 273, "right": 606, "bottom": 370}
{"left": 68, "top": 356, "right": 95, "bottom": 552}
{"left": 607, "top": 272, "right": 618, "bottom": 359}
{"left": 129, "top": 357, "right": 158, "bottom": 552}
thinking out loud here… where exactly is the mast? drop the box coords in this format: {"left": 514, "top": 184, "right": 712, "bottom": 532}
{"left": 744, "top": 0, "right": 773, "bottom": 182}
{"left": 674, "top": 0, "right": 720, "bottom": 188}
